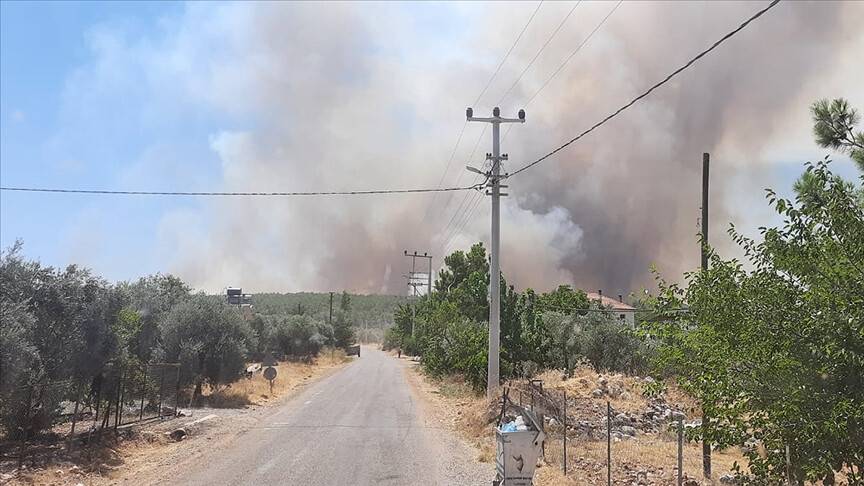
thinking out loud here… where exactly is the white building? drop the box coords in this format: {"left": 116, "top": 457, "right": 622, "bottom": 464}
{"left": 586, "top": 292, "right": 636, "bottom": 327}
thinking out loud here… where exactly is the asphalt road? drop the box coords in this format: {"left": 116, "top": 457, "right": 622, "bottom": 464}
{"left": 166, "top": 347, "right": 492, "bottom": 486}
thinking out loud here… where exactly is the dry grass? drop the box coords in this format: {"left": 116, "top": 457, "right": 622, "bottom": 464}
{"left": 533, "top": 367, "right": 700, "bottom": 415}
{"left": 540, "top": 436, "right": 746, "bottom": 485}
{"left": 201, "top": 348, "right": 351, "bottom": 407}
{"left": 406, "top": 363, "right": 750, "bottom": 486}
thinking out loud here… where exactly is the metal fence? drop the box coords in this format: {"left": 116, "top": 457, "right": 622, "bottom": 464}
{"left": 0, "top": 362, "right": 181, "bottom": 468}
{"left": 505, "top": 380, "right": 711, "bottom": 486}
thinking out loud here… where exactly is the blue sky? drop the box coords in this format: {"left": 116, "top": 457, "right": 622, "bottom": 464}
{"left": 1, "top": 1, "right": 861, "bottom": 293}
{"left": 1, "top": 1, "right": 225, "bottom": 280}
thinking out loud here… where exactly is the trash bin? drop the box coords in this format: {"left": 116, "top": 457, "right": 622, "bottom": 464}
{"left": 494, "top": 409, "right": 545, "bottom": 486}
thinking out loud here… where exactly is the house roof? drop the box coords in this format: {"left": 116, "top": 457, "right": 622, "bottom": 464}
{"left": 585, "top": 292, "right": 636, "bottom": 311}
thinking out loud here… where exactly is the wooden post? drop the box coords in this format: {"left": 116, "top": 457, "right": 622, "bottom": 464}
{"left": 563, "top": 390, "right": 567, "bottom": 475}
{"left": 174, "top": 365, "right": 181, "bottom": 416}
{"left": 18, "top": 385, "right": 33, "bottom": 468}
{"left": 701, "top": 152, "right": 712, "bottom": 480}
{"left": 677, "top": 417, "right": 684, "bottom": 486}
{"left": 139, "top": 365, "right": 147, "bottom": 421}
{"left": 607, "top": 401, "right": 612, "bottom": 486}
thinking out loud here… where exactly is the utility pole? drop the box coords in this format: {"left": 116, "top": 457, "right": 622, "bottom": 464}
{"left": 466, "top": 106, "right": 525, "bottom": 399}
{"left": 404, "top": 250, "right": 433, "bottom": 296}
{"left": 701, "top": 152, "right": 712, "bottom": 479}
{"left": 404, "top": 250, "right": 433, "bottom": 337}
{"left": 329, "top": 291, "right": 334, "bottom": 327}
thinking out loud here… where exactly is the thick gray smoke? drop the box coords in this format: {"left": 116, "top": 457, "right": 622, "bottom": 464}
{"left": 136, "top": 1, "right": 861, "bottom": 294}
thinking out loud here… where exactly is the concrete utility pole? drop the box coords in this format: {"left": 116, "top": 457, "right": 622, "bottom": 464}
{"left": 701, "top": 152, "right": 712, "bottom": 479}
{"left": 466, "top": 106, "right": 525, "bottom": 399}
{"left": 403, "top": 250, "right": 433, "bottom": 337}
{"left": 404, "top": 250, "right": 433, "bottom": 295}
{"left": 329, "top": 292, "right": 334, "bottom": 327}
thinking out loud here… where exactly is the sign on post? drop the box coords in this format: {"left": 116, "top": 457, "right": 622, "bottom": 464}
{"left": 263, "top": 366, "right": 277, "bottom": 394}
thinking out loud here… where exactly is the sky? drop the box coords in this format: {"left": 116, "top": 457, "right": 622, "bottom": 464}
{"left": 1, "top": 1, "right": 862, "bottom": 296}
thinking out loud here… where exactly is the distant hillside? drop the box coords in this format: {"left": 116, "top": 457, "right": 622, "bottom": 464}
{"left": 251, "top": 292, "right": 407, "bottom": 328}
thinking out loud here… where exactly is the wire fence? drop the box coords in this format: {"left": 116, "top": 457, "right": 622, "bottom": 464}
{"left": 0, "top": 362, "right": 181, "bottom": 468}
{"left": 506, "top": 380, "right": 716, "bottom": 486}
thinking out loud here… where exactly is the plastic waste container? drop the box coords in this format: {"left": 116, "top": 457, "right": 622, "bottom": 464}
{"left": 494, "top": 409, "right": 545, "bottom": 486}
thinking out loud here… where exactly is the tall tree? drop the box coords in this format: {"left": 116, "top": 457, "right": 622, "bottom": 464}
{"left": 648, "top": 159, "right": 863, "bottom": 483}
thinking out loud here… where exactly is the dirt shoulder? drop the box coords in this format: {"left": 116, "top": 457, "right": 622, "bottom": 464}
{"left": 3, "top": 354, "right": 351, "bottom": 486}
{"left": 399, "top": 362, "right": 747, "bottom": 486}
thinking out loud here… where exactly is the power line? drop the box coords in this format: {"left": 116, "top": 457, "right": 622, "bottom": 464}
{"left": 442, "top": 189, "right": 484, "bottom": 256}
{"left": 509, "top": 0, "right": 782, "bottom": 178}
{"left": 472, "top": 0, "right": 544, "bottom": 108}
{"left": 439, "top": 1, "right": 601, "bottom": 256}
{"left": 424, "top": 0, "right": 543, "bottom": 222}
{"left": 498, "top": 1, "right": 621, "bottom": 144}
{"left": 523, "top": 0, "right": 623, "bottom": 108}
{"left": 436, "top": 125, "right": 489, "bottom": 243}
{"left": 423, "top": 120, "right": 469, "bottom": 221}
{"left": 497, "top": 1, "right": 582, "bottom": 106}
{"left": 0, "top": 183, "right": 484, "bottom": 197}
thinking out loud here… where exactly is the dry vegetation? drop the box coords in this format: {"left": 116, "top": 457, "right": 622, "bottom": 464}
{"left": 406, "top": 362, "right": 749, "bottom": 486}
{"left": 201, "top": 348, "right": 351, "bottom": 408}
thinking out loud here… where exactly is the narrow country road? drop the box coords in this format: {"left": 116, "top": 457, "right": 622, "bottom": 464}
{"left": 164, "top": 347, "right": 493, "bottom": 486}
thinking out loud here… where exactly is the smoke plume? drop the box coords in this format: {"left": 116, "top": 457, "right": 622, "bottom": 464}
{"left": 88, "top": 1, "right": 861, "bottom": 294}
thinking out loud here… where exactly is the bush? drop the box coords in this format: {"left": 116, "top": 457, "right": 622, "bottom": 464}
{"left": 271, "top": 314, "right": 328, "bottom": 358}
{"left": 158, "top": 296, "right": 254, "bottom": 393}
{"left": 574, "top": 314, "right": 651, "bottom": 374}
{"left": 422, "top": 318, "right": 489, "bottom": 390}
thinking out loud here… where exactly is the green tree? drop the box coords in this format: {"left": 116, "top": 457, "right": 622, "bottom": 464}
{"left": 158, "top": 296, "right": 255, "bottom": 395}
{"left": 648, "top": 160, "right": 863, "bottom": 483}
{"left": 122, "top": 274, "right": 190, "bottom": 362}
{"left": 810, "top": 98, "right": 864, "bottom": 171}
{"left": 332, "top": 290, "right": 355, "bottom": 348}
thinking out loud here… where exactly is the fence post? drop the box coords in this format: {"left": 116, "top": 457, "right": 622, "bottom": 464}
{"left": 786, "top": 444, "right": 792, "bottom": 485}
{"left": 158, "top": 367, "right": 166, "bottom": 418}
{"left": 18, "top": 384, "right": 33, "bottom": 468}
{"left": 174, "top": 365, "right": 181, "bottom": 416}
{"left": 115, "top": 370, "right": 123, "bottom": 430}
{"left": 607, "top": 400, "right": 612, "bottom": 486}
{"left": 102, "top": 383, "right": 112, "bottom": 431}
{"left": 66, "top": 383, "right": 81, "bottom": 450}
{"left": 677, "top": 417, "right": 684, "bottom": 486}
{"left": 139, "top": 365, "right": 147, "bottom": 421}
{"left": 563, "top": 390, "right": 567, "bottom": 475}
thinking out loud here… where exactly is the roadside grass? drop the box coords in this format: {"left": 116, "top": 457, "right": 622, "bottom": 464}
{"left": 202, "top": 347, "right": 351, "bottom": 407}
{"left": 407, "top": 363, "right": 749, "bottom": 486}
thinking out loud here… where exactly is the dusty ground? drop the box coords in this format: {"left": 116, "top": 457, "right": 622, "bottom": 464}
{"left": 1, "top": 352, "right": 350, "bottom": 486}
{"left": 401, "top": 361, "right": 750, "bottom": 486}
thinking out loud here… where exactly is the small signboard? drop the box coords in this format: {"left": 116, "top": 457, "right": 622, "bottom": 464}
{"left": 263, "top": 366, "right": 277, "bottom": 394}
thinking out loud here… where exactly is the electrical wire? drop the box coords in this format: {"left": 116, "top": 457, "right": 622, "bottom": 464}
{"left": 424, "top": 0, "right": 543, "bottom": 222}
{"left": 472, "top": 0, "right": 544, "bottom": 108}
{"left": 509, "top": 0, "right": 782, "bottom": 178}
{"left": 0, "top": 183, "right": 485, "bottom": 197}
{"left": 496, "top": 1, "right": 582, "bottom": 106}
{"left": 523, "top": 0, "right": 623, "bottom": 108}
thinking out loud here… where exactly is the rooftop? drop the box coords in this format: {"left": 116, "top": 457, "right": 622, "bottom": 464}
{"left": 585, "top": 292, "right": 636, "bottom": 311}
